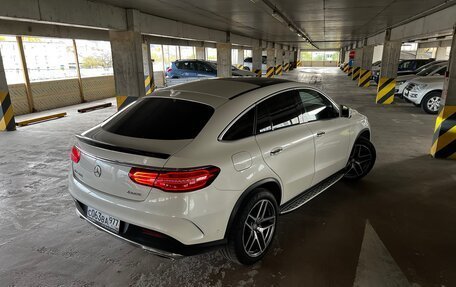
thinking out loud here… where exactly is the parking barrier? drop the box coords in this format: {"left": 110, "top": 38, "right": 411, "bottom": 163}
{"left": 358, "top": 69, "right": 372, "bottom": 87}
{"left": 352, "top": 67, "right": 360, "bottom": 81}
{"left": 376, "top": 77, "right": 396, "bottom": 104}
{"left": 430, "top": 106, "right": 456, "bottom": 159}
{"left": 0, "top": 91, "right": 15, "bottom": 131}
{"left": 77, "top": 103, "right": 112, "bottom": 113}
{"left": 266, "top": 67, "right": 275, "bottom": 78}
{"left": 275, "top": 64, "right": 283, "bottom": 75}
{"left": 16, "top": 112, "right": 66, "bottom": 127}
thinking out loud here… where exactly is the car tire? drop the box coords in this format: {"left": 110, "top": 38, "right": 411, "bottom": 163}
{"left": 421, "top": 91, "right": 441, "bottom": 114}
{"left": 221, "top": 189, "right": 278, "bottom": 265}
{"left": 344, "top": 137, "right": 376, "bottom": 181}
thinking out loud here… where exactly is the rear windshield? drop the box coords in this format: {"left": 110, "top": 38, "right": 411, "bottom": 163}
{"left": 102, "top": 98, "right": 214, "bottom": 140}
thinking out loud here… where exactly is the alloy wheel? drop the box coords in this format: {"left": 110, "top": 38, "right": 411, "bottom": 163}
{"left": 242, "top": 199, "right": 276, "bottom": 257}
{"left": 345, "top": 143, "right": 374, "bottom": 179}
{"left": 426, "top": 96, "right": 440, "bottom": 112}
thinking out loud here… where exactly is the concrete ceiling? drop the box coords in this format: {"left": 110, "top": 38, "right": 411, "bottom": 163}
{"left": 93, "top": 0, "right": 450, "bottom": 49}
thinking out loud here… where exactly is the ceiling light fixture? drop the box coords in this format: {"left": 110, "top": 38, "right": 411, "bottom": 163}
{"left": 271, "top": 10, "right": 286, "bottom": 24}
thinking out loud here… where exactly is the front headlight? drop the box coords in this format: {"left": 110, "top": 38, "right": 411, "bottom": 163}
{"left": 412, "top": 83, "right": 428, "bottom": 91}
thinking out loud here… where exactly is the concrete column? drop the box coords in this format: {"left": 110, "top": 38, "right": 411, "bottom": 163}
{"left": 340, "top": 48, "right": 346, "bottom": 64}
{"left": 431, "top": 25, "right": 456, "bottom": 159}
{"left": 216, "top": 42, "right": 232, "bottom": 77}
{"left": 350, "top": 48, "right": 363, "bottom": 81}
{"left": 358, "top": 45, "right": 374, "bottom": 87}
{"left": 252, "top": 46, "right": 262, "bottom": 77}
{"left": 143, "top": 40, "right": 154, "bottom": 95}
{"left": 297, "top": 49, "right": 302, "bottom": 67}
{"left": 237, "top": 49, "right": 244, "bottom": 69}
{"left": 195, "top": 46, "right": 205, "bottom": 60}
{"left": 283, "top": 50, "right": 290, "bottom": 72}
{"left": 266, "top": 47, "right": 275, "bottom": 78}
{"left": 110, "top": 9, "right": 150, "bottom": 110}
{"left": 275, "top": 47, "right": 284, "bottom": 76}
{"left": 0, "top": 49, "right": 16, "bottom": 131}
{"left": 376, "top": 29, "right": 402, "bottom": 104}
{"left": 436, "top": 47, "right": 448, "bottom": 60}
{"left": 292, "top": 49, "right": 298, "bottom": 70}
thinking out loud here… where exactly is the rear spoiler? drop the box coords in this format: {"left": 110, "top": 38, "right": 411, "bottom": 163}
{"left": 75, "top": 135, "right": 170, "bottom": 159}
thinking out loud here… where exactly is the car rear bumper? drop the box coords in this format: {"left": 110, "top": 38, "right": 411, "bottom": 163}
{"left": 73, "top": 200, "right": 225, "bottom": 258}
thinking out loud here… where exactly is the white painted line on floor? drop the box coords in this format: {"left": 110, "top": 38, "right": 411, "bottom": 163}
{"left": 353, "top": 220, "right": 411, "bottom": 287}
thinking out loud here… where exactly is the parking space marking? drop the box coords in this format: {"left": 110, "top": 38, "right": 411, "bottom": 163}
{"left": 353, "top": 220, "right": 411, "bottom": 287}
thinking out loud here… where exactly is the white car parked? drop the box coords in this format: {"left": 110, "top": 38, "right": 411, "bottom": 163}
{"left": 395, "top": 62, "right": 447, "bottom": 95}
{"left": 69, "top": 78, "right": 376, "bottom": 265}
{"left": 403, "top": 76, "right": 444, "bottom": 114}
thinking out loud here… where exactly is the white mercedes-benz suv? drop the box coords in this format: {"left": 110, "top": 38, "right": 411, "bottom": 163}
{"left": 69, "top": 78, "right": 376, "bottom": 265}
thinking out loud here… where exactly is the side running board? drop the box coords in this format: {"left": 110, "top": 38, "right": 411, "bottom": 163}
{"left": 280, "top": 170, "right": 345, "bottom": 214}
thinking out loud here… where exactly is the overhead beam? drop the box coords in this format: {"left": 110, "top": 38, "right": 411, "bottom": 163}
{"left": 366, "top": 4, "right": 456, "bottom": 46}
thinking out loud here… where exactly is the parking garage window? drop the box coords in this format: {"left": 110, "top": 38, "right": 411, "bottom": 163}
{"left": 0, "top": 35, "right": 24, "bottom": 84}
{"left": 75, "top": 40, "right": 113, "bottom": 78}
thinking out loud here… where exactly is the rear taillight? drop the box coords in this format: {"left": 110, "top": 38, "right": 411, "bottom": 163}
{"left": 129, "top": 168, "right": 158, "bottom": 187}
{"left": 71, "top": 146, "right": 81, "bottom": 163}
{"left": 166, "top": 67, "right": 173, "bottom": 73}
{"left": 129, "top": 166, "right": 220, "bottom": 192}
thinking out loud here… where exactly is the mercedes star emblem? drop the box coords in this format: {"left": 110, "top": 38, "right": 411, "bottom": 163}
{"left": 94, "top": 165, "right": 102, "bottom": 177}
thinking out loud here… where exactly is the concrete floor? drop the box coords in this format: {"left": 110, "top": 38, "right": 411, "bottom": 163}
{"left": 1, "top": 67, "right": 456, "bottom": 287}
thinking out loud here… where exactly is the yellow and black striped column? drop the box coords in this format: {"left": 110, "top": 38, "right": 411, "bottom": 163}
{"left": 144, "top": 75, "right": 155, "bottom": 95}
{"left": 254, "top": 69, "right": 262, "bottom": 77}
{"left": 376, "top": 77, "right": 395, "bottom": 104}
{"left": 266, "top": 67, "right": 275, "bottom": 78}
{"left": 351, "top": 67, "right": 360, "bottom": 81}
{"left": 347, "top": 66, "right": 353, "bottom": 77}
{"left": 358, "top": 69, "right": 372, "bottom": 87}
{"left": 0, "top": 91, "right": 15, "bottom": 131}
{"left": 430, "top": 106, "right": 456, "bottom": 159}
{"left": 343, "top": 64, "right": 349, "bottom": 73}
{"left": 116, "top": 96, "right": 138, "bottom": 111}
{"left": 275, "top": 64, "right": 283, "bottom": 76}
{"left": 284, "top": 63, "right": 290, "bottom": 72}
{"left": 297, "top": 60, "right": 301, "bottom": 67}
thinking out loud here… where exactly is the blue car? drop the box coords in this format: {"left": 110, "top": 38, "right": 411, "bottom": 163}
{"left": 165, "top": 60, "right": 256, "bottom": 78}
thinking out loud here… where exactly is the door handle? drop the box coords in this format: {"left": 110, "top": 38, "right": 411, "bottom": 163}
{"left": 270, "top": 147, "right": 283, "bottom": 156}
{"left": 316, "top": 131, "right": 326, "bottom": 137}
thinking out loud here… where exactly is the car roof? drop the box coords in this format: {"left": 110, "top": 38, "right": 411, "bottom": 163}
{"left": 151, "top": 78, "right": 294, "bottom": 107}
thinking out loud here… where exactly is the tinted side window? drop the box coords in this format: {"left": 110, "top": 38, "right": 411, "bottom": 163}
{"left": 298, "top": 90, "right": 339, "bottom": 122}
{"left": 196, "top": 62, "right": 214, "bottom": 73}
{"left": 436, "top": 66, "right": 447, "bottom": 75}
{"left": 256, "top": 90, "right": 301, "bottom": 134}
{"left": 223, "top": 109, "right": 255, "bottom": 141}
{"left": 176, "top": 61, "right": 195, "bottom": 70}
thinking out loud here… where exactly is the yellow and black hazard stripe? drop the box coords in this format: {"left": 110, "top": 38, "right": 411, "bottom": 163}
{"left": 297, "top": 60, "right": 301, "bottom": 67}
{"left": 144, "top": 75, "right": 155, "bottom": 95}
{"left": 347, "top": 66, "right": 353, "bottom": 76}
{"left": 275, "top": 64, "right": 283, "bottom": 75}
{"left": 116, "top": 96, "right": 138, "bottom": 111}
{"left": 235, "top": 64, "right": 244, "bottom": 70}
{"left": 254, "top": 69, "right": 262, "bottom": 77}
{"left": 284, "top": 63, "right": 290, "bottom": 72}
{"left": 0, "top": 91, "right": 16, "bottom": 131}
{"left": 266, "top": 67, "right": 275, "bottom": 78}
{"left": 343, "top": 63, "right": 349, "bottom": 73}
{"left": 358, "top": 69, "right": 372, "bottom": 87}
{"left": 351, "top": 67, "right": 360, "bottom": 81}
{"left": 430, "top": 106, "right": 456, "bottom": 159}
{"left": 376, "top": 77, "right": 395, "bottom": 104}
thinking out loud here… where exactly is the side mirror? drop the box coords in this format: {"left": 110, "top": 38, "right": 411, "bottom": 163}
{"left": 340, "top": 105, "right": 350, "bottom": 118}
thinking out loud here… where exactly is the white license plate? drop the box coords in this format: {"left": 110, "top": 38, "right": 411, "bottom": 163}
{"left": 86, "top": 206, "right": 120, "bottom": 233}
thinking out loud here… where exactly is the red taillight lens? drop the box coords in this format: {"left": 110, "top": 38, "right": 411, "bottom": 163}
{"left": 166, "top": 67, "right": 173, "bottom": 72}
{"left": 129, "top": 166, "right": 220, "bottom": 192}
{"left": 129, "top": 168, "right": 159, "bottom": 187}
{"left": 71, "top": 146, "right": 81, "bottom": 163}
